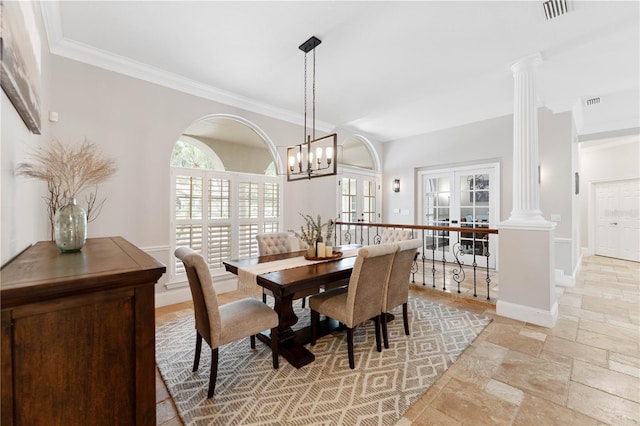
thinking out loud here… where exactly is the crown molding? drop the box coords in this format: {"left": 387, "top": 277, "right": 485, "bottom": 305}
{"left": 39, "top": 2, "right": 334, "bottom": 133}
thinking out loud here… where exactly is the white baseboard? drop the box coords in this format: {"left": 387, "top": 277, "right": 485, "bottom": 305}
{"left": 573, "top": 252, "right": 583, "bottom": 278}
{"left": 555, "top": 269, "right": 575, "bottom": 288}
{"left": 155, "top": 275, "right": 239, "bottom": 308}
{"left": 554, "top": 250, "right": 583, "bottom": 288}
{"left": 155, "top": 286, "right": 192, "bottom": 308}
{"left": 581, "top": 247, "right": 594, "bottom": 256}
{"left": 496, "top": 299, "right": 558, "bottom": 328}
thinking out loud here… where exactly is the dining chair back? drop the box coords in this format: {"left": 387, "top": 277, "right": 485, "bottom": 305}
{"left": 380, "top": 228, "right": 412, "bottom": 243}
{"left": 381, "top": 239, "right": 422, "bottom": 348}
{"left": 175, "top": 247, "right": 279, "bottom": 398}
{"left": 256, "top": 232, "right": 298, "bottom": 255}
{"left": 309, "top": 243, "right": 397, "bottom": 369}
{"left": 254, "top": 232, "right": 317, "bottom": 307}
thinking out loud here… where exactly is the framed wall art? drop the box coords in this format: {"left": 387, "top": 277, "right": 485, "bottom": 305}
{"left": 1, "top": 1, "right": 42, "bottom": 134}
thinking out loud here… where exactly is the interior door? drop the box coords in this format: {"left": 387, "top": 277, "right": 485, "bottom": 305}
{"left": 455, "top": 169, "right": 494, "bottom": 266}
{"left": 422, "top": 173, "right": 451, "bottom": 254}
{"left": 337, "top": 169, "right": 381, "bottom": 243}
{"left": 595, "top": 179, "right": 640, "bottom": 262}
{"left": 421, "top": 164, "right": 498, "bottom": 268}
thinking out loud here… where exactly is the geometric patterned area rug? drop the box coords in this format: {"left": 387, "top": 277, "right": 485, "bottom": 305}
{"left": 155, "top": 297, "right": 491, "bottom": 425}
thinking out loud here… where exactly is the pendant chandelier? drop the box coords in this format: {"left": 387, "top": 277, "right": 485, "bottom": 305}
{"left": 287, "top": 36, "right": 338, "bottom": 181}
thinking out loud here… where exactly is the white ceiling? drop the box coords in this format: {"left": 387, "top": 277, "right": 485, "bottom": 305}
{"left": 41, "top": 1, "right": 640, "bottom": 142}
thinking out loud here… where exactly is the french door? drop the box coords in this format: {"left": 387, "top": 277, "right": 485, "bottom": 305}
{"left": 336, "top": 168, "right": 381, "bottom": 243}
{"left": 419, "top": 163, "right": 499, "bottom": 268}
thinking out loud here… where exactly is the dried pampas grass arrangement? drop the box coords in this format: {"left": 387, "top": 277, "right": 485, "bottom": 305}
{"left": 17, "top": 139, "right": 118, "bottom": 239}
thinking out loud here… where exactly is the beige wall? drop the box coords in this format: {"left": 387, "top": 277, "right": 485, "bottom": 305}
{"left": 4, "top": 2, "right": 631, "bottom": 301}
{"left": 381, "top": 109, "right": 577, "bottom": 276}
{"left": 0, "top": 5, "right": 341, "bottom": 282}
{"left": 579, "top": 135, "right": 640, "bottom": 253}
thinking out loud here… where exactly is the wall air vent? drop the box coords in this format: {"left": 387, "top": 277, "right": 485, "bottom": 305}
{"left": 586, "top": 97, "right": 601, "bottom": 106}
{"left": 543, "top": 0, "right": 569, "bottom": 20}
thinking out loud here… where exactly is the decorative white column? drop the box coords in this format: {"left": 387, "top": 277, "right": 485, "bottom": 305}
{"left": 497, "top": 52, "right": 558, "bottom": 328}
{"left": 506, "top": 52, "right": 547, "bottom": 225}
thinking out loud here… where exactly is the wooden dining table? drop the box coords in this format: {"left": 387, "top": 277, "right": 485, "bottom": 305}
{"left": 223, "top": 245, "right": 360, "bottom": 368}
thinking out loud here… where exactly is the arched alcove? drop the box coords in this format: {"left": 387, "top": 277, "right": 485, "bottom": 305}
{"left": 172, "top": 114, "right": 282, "bottom": 174}
{"left": 341, "top": 134, "right": 381, "bottom": 172}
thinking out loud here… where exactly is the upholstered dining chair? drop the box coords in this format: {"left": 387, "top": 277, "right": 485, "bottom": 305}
{"left": 380, "top": 239, "right": 422, "bottom": 349}
{"left": 175, "top": 247, "right": 279, "bottom": 398}
{"left": 309, "top": 243, "right": 397, "bottom": 369}
{"left": 256, "top": 232, "right": 299, "bottom": 255}
{"left": 380, "top": 228, "right": 412, "bottom": 244}
{"left": 255, "top": 231, "right": 316, "bottom": 307}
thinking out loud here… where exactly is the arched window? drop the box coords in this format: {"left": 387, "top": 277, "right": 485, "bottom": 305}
{"left": 170, "top": 136, "right": 224, "bottom": 170}
{"left": 170, "top": 116, "right": 283, "bottom": 280}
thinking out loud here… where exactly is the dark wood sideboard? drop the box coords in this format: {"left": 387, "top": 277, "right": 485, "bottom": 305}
{"left": 1, "top": 237, "right": 166, "bottom": 426}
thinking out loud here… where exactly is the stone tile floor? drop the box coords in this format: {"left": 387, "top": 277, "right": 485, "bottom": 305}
{"left": 155, "top": 255, "right": 639, "bottom": 425}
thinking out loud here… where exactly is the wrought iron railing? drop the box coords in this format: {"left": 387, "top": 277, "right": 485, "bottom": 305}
{"left": 333, "top": 221, "right": 499, "bottom": 301}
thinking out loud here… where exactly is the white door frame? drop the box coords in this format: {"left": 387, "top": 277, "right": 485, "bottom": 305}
{"left": 336, "top": 166, "right": 382, "bottom": 223}
{"left": 418, "top": 162, "right": 500, "bottom": 269}
{"left": 589, "top": 177, "right": 640, "bottom": 261}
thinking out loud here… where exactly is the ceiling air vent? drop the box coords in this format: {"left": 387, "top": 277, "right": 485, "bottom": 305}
{"left": 586, "top": 97, "right": 600, "bottom": 106}
{"left": 543, "top": 0, "right": 569, "bottom": 20}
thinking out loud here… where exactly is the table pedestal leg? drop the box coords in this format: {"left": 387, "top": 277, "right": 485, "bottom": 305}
{"left": 256, "top": 292, "right": 315, "bottom": 369}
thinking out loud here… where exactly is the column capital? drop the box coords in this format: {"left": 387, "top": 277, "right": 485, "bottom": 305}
{"left": 510, "top": 52, "right": 543, "bottom": 74}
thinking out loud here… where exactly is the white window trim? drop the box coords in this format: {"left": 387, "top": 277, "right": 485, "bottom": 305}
{"left": 169, "top": 167, "right": 283, "bottom": 283}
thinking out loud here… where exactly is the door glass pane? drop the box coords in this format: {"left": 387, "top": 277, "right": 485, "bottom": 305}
{"left": 459, "top": 173, "right": 490, "bottom": 255}
{"left": 424, "top": 176, "right": 450, "bottom": 250}
{"left": 362, "top": 180, "right": 376, "bottom": 223}
{"left": 341, "top": 178, "right": 357, "bottom": 222}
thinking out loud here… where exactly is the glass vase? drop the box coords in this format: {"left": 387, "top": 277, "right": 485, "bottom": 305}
{"left": 54, "top": 198, "right": 87, "bottom": 253}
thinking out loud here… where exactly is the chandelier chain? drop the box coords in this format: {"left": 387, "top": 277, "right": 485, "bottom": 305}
{"left": 304, "top": 52, "right": 308, "bottom": 142}
{"left": 312, "top": 48, "right": 316, "bottom": 140}
{"left": 287, "top": 35, "right": 336, "bottom": 181}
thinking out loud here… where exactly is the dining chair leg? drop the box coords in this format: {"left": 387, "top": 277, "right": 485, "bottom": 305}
{"left": 208, "top": 347, "right": 219, "bottom": 398}
{"left": 262, "top": 292, "right": 267, "bottom": 304}
{"left": 193, "top": 332, "right": 203, "bottom": 372}
{"left": 347, "top": 327, "right": 355, "bottom": 369}
{"left": 373, "top": 316, "right": 382, "bottom": 352}
{"left": 402, "top": 303, "right": 410, "bottom": 335}
{"left": 381, "top": 313, "right": 389, "bottom": 349}
{"left": 271, "top": 326, "right": 279, "bottom": 369}
{"left": 250, "top": 334, "right": 256, "bottom": 349}
{"left": 302, "top": 297, "right": 306, "bottom": 308}
{"left": 310, "top": 310, "right": 319, "bottom": 345}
